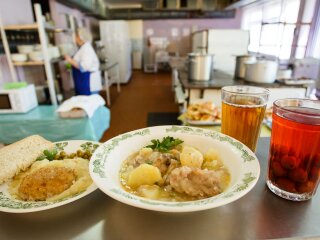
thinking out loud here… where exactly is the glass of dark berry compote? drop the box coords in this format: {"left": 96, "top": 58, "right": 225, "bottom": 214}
{"left": 267, "top": 98, "right": 320, "bottom": 201}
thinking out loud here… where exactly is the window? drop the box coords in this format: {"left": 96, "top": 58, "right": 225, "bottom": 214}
{"left": 241, "top": 0, "right": 317, "bottom": 60}
{"left": 311, "top": 24, "right": 320, "bottom": 59}
{"left": 308, "top": 1, "right": 320, "bottom": 59}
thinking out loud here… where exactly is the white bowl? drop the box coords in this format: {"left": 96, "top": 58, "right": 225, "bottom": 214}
{"left": 34, "top": 44, "right": 42, "bottom": 51}
{"left": 90, "top": 125, "right": 260, "bottom": 212}
{"left": 17, "top": 45, "right": 35, "bottom": 54}
{"left": 29, "top": 51, "right": 44, "bottom": 61}
{"left": 11, "top": 53, "right": 28, "bottom": 62}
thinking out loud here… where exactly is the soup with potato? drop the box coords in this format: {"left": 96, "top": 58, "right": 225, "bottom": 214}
{"left": 119, "top": 136, "right": 230, "bottom": 201}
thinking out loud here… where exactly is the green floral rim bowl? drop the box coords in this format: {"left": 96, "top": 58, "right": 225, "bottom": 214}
{"left": 89, "top": 125, "right": 260, "bottom": 212}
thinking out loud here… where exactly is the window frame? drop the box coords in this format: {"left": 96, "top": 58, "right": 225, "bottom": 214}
{"left": 305, "top": 0, "right": 320, "bottom": 58}
{"left": 242, "top": 0, "right": 316, "bottom": 62}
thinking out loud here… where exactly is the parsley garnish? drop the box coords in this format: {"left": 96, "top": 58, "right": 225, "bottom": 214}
{"left": 145, "top": 160, "right": 153, "bottom": 165}
{"left": 36, "top": 148, "right": 58, "bottom": 161}
{"left": 146, "top": 136, "right": 183, "bottom": 153}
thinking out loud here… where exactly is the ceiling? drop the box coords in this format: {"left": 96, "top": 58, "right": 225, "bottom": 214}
{"left": 104, "top": 0, "right": 154, "bottom": 3}
{"left": 104, "top": 0, "right": 241, "bottom": 10}
{"left": 103, "top": 0, "right": 238, "bottom": 19}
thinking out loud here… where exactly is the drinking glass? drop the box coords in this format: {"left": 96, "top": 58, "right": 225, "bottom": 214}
{"left": 221, "top": 86, "right": 269, "bottom": 152}
{"left": 267, "top": 98, "right": 320, "bottom": 201}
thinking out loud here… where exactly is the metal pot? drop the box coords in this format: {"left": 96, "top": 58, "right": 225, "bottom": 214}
{"left": 235, "top": 55, "right": 256, "bottom": 79}
{"left": 245, "top": 60, "right": 278, "bottom": 83}
{"left": 188, "top": 53, "right": 214, "bottom": 81}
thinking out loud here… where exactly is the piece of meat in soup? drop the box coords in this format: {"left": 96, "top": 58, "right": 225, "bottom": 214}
{"left": 169, "top": 166, "right": 223, "bottom": 198}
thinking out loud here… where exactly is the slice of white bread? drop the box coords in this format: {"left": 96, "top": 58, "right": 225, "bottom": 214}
{"left": 0, "top": 135, "right": 54, "bottom": 184}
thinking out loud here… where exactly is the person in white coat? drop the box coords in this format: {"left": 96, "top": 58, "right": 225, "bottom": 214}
{"left": 64, "top": 28, "right": 102, "bottom": 95}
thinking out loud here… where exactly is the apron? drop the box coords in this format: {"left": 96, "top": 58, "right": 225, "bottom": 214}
{"left": 72, "top": 67, "right": 91, "bottom": 95}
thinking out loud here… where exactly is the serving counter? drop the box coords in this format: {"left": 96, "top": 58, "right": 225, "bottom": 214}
{"left": 0, "top": 138, "right": 319, "bottom": 240}
{"left": 177, "top": 70, "right": 310, "bottom": 107}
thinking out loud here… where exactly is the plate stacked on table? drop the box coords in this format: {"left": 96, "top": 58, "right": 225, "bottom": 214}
{"left": 185, "top": 100, "right": 221, "bottom": 126}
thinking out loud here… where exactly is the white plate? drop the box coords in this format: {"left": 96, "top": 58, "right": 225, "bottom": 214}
{"left": 0, "top": 140, "right": 100, "bottom": 213}
{"left": 186, "top": 100, "right": 221, "bottom": 126}
{"left": 186, "top": 118, "right": 221, "bottom": 126}
{"left": 90, "top": 125, "right": 260, "bottom": 213}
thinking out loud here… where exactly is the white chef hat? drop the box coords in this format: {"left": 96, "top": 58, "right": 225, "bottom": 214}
{"left": 76, "top": 27, "right": 92, "bottom": 43}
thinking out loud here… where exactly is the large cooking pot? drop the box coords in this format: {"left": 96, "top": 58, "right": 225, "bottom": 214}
{"left": 245, "top": 60, "right": 278, "bottom": 83}
{"left": 188, "top": 53, "right": 214, "bottom": 81}
{"left": 235, "top": 55, "right": 256, "bottom": 79}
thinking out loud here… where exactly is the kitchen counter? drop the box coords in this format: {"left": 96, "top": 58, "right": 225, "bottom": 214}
{"left": 1, "top": 137, "right": 319, "bottom": 240}
{"left": 179, "top": 69, "right": 313, "bottom": 90}
{"left": 100, "top": 61, "right": 121, "bottom": 105}
{"left": 100, "top": 61, "right": 119, "bottom": 71}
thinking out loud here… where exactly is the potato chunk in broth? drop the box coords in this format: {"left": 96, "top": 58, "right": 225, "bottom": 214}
{"left": 119, "top": 140, "right": 230, "bottom": 202}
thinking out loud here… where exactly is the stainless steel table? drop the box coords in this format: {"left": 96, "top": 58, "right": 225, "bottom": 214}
{"left": 1, "top": 138, "right": 319, "bottom": 240}
{"left": 100, "top": 62, "right": 120, "bottom": 106}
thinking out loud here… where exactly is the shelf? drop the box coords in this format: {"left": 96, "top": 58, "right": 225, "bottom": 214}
{"left": 13, "top": 60, "right": 43, "bottom": 66}
{"left": 4, "top": 23, "right": 38, "bottom": 31}
{"left": 12, "top": 57, "right": 64, "bottom": 66}
{"left": 44, "top": 24, "right": 73, "bottom": 33}
{"left": 50, "top": 57, "right": 64, "bottom": 63}
{"left": 4, "top": 23, "right": 72, "bottom": 33}
{"left": 1, "top": 3, "right": 60, "bottom": 105}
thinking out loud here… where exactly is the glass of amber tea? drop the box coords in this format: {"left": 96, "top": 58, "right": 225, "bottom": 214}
{"left": 221, "top": 86, "right": 269, "bottom": 152}
{"left": 267, "top": 99, "right": 320, "bottom": 201}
